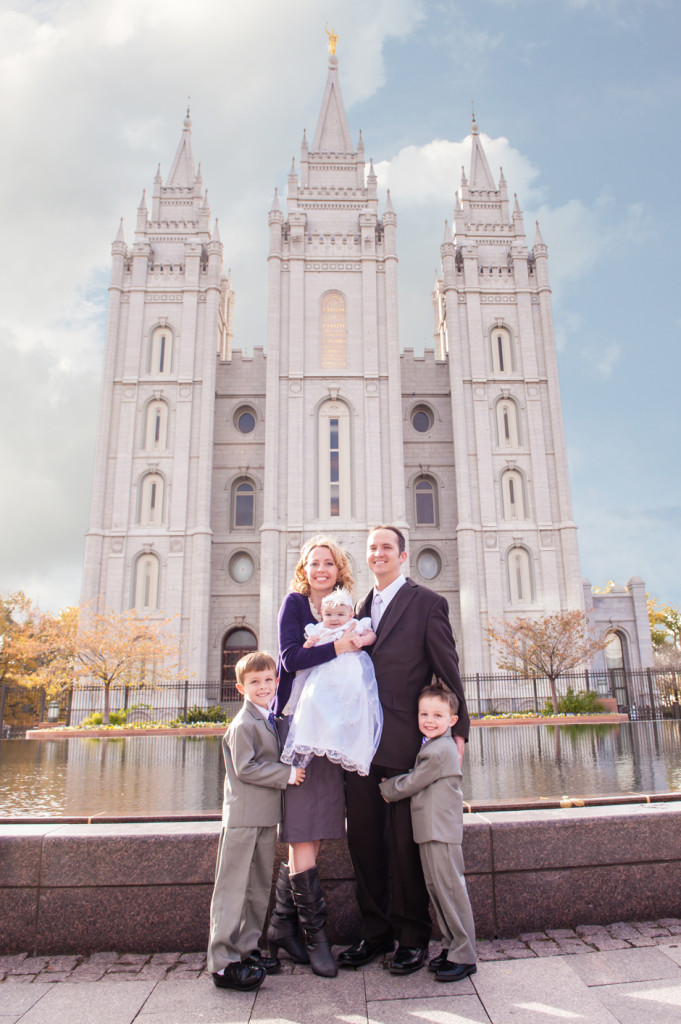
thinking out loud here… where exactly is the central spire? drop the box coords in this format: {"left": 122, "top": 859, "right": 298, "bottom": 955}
{"left": 311, "top": 53, "right": 353, "bottom": 154}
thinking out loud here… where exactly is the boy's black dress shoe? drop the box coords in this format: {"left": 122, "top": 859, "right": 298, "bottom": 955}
{"left": 435, "top": 961, "right": 477, "bottom": 983}
{"left": 244, "top": 949, "right": 281, "bottom": 974}
{"left": 388, "top": 946, "right": 427, "bottom": 975}
{"left": 211, "top": 961, "right": 265, "bottom": 991}
{"left": 338, "top": 938, "right": 394, "bottom": 967}
{"left": 428, "top": 950, "right": 448, "bottom": 972}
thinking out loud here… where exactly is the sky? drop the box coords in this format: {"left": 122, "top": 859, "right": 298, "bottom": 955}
{"left": 1, "top": 0, "right": 679, "bottom": 614}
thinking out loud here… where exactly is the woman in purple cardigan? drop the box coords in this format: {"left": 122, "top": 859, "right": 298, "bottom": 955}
{"left": 268, "top": 536, "right": 360, "bottom": 977}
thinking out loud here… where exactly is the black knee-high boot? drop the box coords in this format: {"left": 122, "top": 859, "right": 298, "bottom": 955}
{"left": 290, "top": 866, "right": 338, "bottom": 978}
{"left": 266, "top": 862, "right": 309, "bottom": 964}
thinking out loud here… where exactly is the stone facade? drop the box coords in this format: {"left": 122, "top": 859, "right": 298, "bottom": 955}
{"left": 81, "top": 59, "right": 652, "bottom": 683}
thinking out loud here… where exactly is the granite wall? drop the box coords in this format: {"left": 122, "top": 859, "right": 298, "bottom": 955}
{"left": 2, "top": 804, "right": 681, "bottom": 955}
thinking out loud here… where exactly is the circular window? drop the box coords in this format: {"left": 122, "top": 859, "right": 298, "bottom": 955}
{"left": 229, "top": 552, "right": 255, "bottom": 583}
{"left": 411, "top": 405, "right": 433, "bottom": 433}
{"left": 416, "top": 548, "right": 441, "bottom": 581}
{"left": 235, "top": 408, "right": 256, "bottom": 434}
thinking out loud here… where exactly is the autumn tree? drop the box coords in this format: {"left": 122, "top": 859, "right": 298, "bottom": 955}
{"left": 30, "top": 604, "right": 180, "bottom": 723}
{"left": 0, "top": 591, "right": 40, "bottom": 686}
{"left": 647, "top": 596, "right": 681, "bottom": 654}
{"left": 486, "top": 610, "right": 609, "bottom": 715}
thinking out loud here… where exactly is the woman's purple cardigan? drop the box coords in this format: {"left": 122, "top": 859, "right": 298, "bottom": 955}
{"left": 273, "top": 592, "right": 338, "bottom": 715}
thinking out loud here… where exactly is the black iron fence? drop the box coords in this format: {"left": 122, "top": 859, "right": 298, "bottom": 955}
{"left": 1, "top": 668, "right": 680, "bottom": 736}
{"left": 463, "top": 667, "right": 681, "bottom": 721}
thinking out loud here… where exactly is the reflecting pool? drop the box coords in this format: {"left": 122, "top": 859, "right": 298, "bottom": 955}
{"left": 1, "top": 720, "right": 680, "bottom": 818}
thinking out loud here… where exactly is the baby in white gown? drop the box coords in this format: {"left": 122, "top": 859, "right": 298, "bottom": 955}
{"left": 281, "top": 588, "right": 383, "bottom": 776}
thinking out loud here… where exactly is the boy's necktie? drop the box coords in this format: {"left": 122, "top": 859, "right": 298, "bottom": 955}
{"left": 268, "top": 712, "right": 276, "bottom": 729}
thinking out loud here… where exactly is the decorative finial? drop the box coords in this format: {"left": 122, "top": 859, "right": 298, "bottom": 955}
{"left": 325, "top": 23, "right": 338, "bottom": 55}
{"left": 184, "top": 100, "right": 191, "bottom": 129}
{"left": 471, "top": 101, "right": 478, "bottom": 134}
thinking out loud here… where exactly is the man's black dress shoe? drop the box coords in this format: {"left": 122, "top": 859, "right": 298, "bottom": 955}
{"left": 212, "top": 961, "right": 266, "bottom": 991}
{"left": 388, "top": 946, "right": 427, "bottom": 975}
{"left": 244, "top": 949, "right": 281, "bottom": 974}
{"left": 435, "top": 961, "right": 477, "bottom": 983}
{"left": 338, "top": 938, "right": 394, "bottom": 968}
{"left": 428, "top": 949, "right": 448, "bottom": 973}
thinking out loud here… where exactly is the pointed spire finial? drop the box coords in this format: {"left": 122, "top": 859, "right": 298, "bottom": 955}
{"left": 534, "top": 220, "right": 546, "bottom": 246}
{"left": 138, "top": 190, "right": 147, "bottom": 210}
{"left": 290, "top": 157, "right": 296, "bottom": 174}
{"left": 184, "top": 101, "right": 191, "bottom": 129}
{"left": 271, "top": 186, "right": 281, "bottom": 212}
{"left": 385, "top": 189, "right": 394, "bottom": 213}
{"left": 212, "top": 218, "right": 221, "bottom": 243}
{"left": 471, "top": 101, "right": 478, "bottom": 135}
{"left": 443, "top": 219, "right": 450, "bottom": 244}
{"left": 115, "top": 218, "right": 125, "bottom": 243}
{"left": 514, "top": 193, "right": 521, "bottom": 213}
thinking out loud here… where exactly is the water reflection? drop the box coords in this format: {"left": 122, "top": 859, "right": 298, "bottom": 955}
{"left": 1, "top": 721, "right": 680, "bottom": 817}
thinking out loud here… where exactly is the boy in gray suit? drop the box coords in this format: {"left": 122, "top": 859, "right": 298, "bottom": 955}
{"left": 208, "top": 652, "right": 305, "bottom": 991}
{"left": 379, "top": 682, "right": 477, "bottom": 982}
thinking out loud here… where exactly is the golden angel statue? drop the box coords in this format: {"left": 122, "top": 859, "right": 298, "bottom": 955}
{"left": 325, "top": 24, "right": 338, "bottom": 55}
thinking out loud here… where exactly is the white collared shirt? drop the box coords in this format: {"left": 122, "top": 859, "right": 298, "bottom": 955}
{"left": 373, "top": 573, "right": 407, "bottom": 626}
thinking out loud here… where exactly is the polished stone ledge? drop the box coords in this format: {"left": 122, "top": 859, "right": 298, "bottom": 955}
{"left": 1, "top": 803, "right": 680, "bottom": 955}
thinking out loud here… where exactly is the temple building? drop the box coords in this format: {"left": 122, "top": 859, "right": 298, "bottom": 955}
{"left": 81, "top": 51, "right": 653, "bottom": 687}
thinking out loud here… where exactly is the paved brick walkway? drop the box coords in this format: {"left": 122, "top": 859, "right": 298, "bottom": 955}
{"left": 2, "top": 918, "right": 681, "bottom": 985}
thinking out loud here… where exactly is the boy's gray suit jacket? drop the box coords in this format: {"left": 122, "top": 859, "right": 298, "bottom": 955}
{"left": 221, "top": 700, "right": 290, "bottom": 827}
{"left": 379, "top": 727, "right": 463, "bottom": 844}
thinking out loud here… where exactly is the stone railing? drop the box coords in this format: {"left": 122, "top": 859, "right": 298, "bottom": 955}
{"left": 2, "top": 803, "right": 681, "bottom": 955}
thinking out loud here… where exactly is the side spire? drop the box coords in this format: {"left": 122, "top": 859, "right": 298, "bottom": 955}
{"left": 167, "top": 107, "right": 196, "bottom": 187}
{"left": 469, "top": 114, "right": 496, "bottom": 190}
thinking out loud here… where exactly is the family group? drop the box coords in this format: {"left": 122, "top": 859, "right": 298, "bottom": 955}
{"left": 206, "top": 526, "right": 476, "bottom": 992}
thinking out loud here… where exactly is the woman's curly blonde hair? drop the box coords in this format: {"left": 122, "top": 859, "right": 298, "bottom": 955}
{"left": 290, "top": 535, "right": 355, "bottom": 597}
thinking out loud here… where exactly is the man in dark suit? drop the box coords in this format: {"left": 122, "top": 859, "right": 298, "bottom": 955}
{"left": 338, "top": 526, "right": 469, "bottom": 975}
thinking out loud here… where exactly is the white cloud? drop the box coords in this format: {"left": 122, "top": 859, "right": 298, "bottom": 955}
{"left": 580, "top": 341, "right": 622, "bottom": 379}
{"left": 0, "top": 0, "right": 426, "bottom": 611}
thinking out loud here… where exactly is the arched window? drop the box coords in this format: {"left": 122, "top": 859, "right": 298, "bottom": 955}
{"left": 149, "top": 326, "right": 173, "bottom": 375}
{"left": 139, "top": 472, "right": 164, "bottom": 526}
{"left": 414, "top": 476, "right": 438, "bottom": 526}
{"left": 221, "top": 628, "right": 257, "bottom": 700}
{"left": 133, "top": 553, "right": 160, "bottom": 612}
{"left": 232, "top": 479, "right": 256, "bottom": 529}
{"left": 507, "top": 546, "right": 534, "bottom": 605}
{"left": 320, "top": 291, "right": 347, "bottom": 369}
{"left": 318, "top": 401, "right": 351, "bottom": 519}
{"left": 604, "top": 631, "right": 626, "bottom": 671}
{"left": 501, "top": 469, "right": 526, "bottom": 520}
{"left": 143, "top": 400, "right": 169, "bottom": 450}
{"left": 496, "top": 398, "right": 520, "bottom": 448}
{"left": 490, "top": 326, "right": 515, "bottom": 375}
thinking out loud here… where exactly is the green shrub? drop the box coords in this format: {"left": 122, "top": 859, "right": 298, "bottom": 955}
{"left": 181, "top": 704, "right": 231, "bottom": 725}
{"left": 542, "top": 688, "right": 605, "bottom": 716}
{"left": 79, "top": 709, "right": 128, "bottom": 728}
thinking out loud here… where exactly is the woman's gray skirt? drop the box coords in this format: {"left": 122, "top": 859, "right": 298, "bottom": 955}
{"left": 277, "top": 716, "right": 345, "bottom": 843}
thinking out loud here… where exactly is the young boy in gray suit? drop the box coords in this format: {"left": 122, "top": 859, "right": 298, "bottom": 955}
{"left": 208, "top": 652, "right": 305, "bottom": 991}
{"left": 379, "top": 682, "right": 477, "bottom": 982}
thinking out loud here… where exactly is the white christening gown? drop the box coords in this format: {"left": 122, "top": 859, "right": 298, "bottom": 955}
{"left": 281, "top": 618, "right": 383, "bottom": 775}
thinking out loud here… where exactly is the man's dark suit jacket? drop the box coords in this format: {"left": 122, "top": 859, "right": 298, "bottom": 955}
{"left": 357, "top": 577, "right": 469, "bottom": 770}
